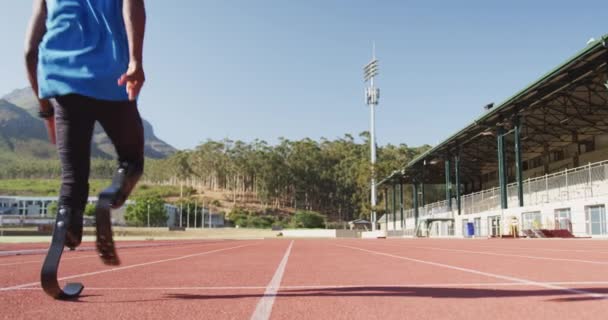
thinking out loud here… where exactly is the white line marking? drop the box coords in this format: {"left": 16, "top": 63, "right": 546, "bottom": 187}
{"left": 0, "top": 243, "right": 256, "bottom": 291}
{"left": 395, "top": 244, "right": 608, "bottom": 265}
{"left": 474, "top": 244, "right": 608, "bottom": 254}
{"left": 0, "top": 240, "right": 235, "bottom": 267}
{"left": 0, "top": 255, "right": 97, "bottom": 267}
{"left": 0, "top": 240, "right": 229, "bottom": 257}
{"left": 8, "top": 281, "right": 608, "bottom": 292}
{"left": 250, "top": 241, "right": 294, "bottom": 320}
{"left": 337, "top": 244, "right": 607, "bottom": 299}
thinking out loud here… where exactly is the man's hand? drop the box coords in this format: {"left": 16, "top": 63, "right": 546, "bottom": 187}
{"left": 121, "top": 0, "right": 146, "bottom": 101}
{"left": 117, "top": 63, "right": 145, "bottom": 101}
{"left": 38, "top": 99, "right": 56, "bottom": 144}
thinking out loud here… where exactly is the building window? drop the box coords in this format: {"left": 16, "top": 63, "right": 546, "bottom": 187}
{"left": 585, "top": 205, "right": 606, "bottom": 235}
{"left": 522, "top": 211, "right": 542, "bottom": 230}
{"left": 551, "top": 150, "right": 564, "bottom": 161}
{"left": 488, "top": 216, "right": 501, "bottom": 237}
{"left": 447, "top": 221, "right": 454, "bottom": 236}
{"left": 554, "top": 208, "right": 572, "bottom": 232}
{"left": 530, "top": 157, "right": 543, "bottom": 169}
{"left": 580, "top": 139, "right": 595, "bottom": 154}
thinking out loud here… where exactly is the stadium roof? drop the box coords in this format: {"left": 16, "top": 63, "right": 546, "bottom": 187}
{"left": 380, "top": 34, "right": 608, "bottom": 186}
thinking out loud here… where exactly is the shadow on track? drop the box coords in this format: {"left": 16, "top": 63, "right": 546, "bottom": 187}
{"left": 164, "top": 286, "right": 608, "bottom": 302}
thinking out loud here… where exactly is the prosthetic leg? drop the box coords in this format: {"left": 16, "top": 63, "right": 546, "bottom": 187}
{"left": 65, "top": 208, "right": 83, "bottom": 250}
{"left": 95, "top": 161, "right": 142, "bottom": 266}
{"left": 40, "top": 206, "right": 84, "bottom": 299}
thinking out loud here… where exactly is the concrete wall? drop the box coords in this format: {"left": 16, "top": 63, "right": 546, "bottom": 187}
{"left": 390, "top": 191, "right": 608, "bottom": 238}
{"left": 362, "top": 230, "right": 387, "bottom": 239}
{"left": 281, "top": 229, "right": 337, "bottom": 238}
{"left": 453, "top": 194, "right": 608, "bottom": 238}
{"left": 336, "top": 230, "right": 361, "bottom": 238}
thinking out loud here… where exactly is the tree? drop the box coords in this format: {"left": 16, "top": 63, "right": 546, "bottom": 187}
{"left": 125, "top": 195, "right": 168, "bottom": 227}
{"left": 139, "top": 134, "right": 431, "bottom": 222}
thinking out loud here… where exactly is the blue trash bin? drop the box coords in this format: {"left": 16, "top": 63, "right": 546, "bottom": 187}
{"left": 466, "top": 222, "right": 475, "bottom": 237}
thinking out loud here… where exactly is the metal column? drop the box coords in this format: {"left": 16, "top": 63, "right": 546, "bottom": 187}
{"left": 445, "top": 158, "right": 452, "bottom": 210}
{"left": 392, "top": 182, "right": 397, "bottom": 231}
{"left": 455, "top": 153, "right": 461, "bottom": 215}
{"left": 399, "top": 181, "right": 404, "bottom": 229}
{"left": 421, "top": 162, "right": 426, "bottom": 207}
{"left": 413, "top": 182, "right": 419, "bottom": 229}
{"left": 421, "top": 182, "right": 425, "bottom": 207}
{"left": 384, "top": 188, "right": 388, "bottom": 230}
{"left": 497, "top": 126, "right": 508, "bottom": 209}
{"left": 514, "top": 116, "right": 524, "bottom": 207}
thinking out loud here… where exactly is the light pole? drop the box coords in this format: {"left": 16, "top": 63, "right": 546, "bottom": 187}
{"left": 364, "top": 44, "right": 380, "bottom": 231}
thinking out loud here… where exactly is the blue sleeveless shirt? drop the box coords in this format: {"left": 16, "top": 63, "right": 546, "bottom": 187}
{"left": 38, "top": 0, "right": 129, "bottom": 101}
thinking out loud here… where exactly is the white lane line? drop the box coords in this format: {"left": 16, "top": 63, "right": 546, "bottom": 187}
{"left": 9, "top": 286, "right": 268, "bottom": 291}
{"left": 387, "top": 244, "right": 608, "bottom": 265}
{"left": 0, "top": 255, "right": 97, "bottom": 267}
{"left": 0, "top": 243, "right": 256, "bottom": 291}
{"left": 474, "top": 245, "right": 608, "bottom": 255}
{"left": 337, "top": 244, "right": 607, "bottom": 299}
{"left": 0, "top": 240, "right": 236, "bottom": 267}
{"left": 9, "top": 281, "right": 608, "bottom": 291}
{"left": 0, "top": 240, "right": 230, "bottom": 257}
{"left": 250, "top": 240, "right": 294, "bottom": 320}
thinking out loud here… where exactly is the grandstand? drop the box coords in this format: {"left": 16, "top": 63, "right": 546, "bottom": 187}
{"left": 378, "top": 35, "right": 608, "bottom": 238}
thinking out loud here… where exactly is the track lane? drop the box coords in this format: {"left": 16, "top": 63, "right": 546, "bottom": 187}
{"left": 351, "top": 239, "right": 608, "bottom": 283}
{"left": 270, "top": 239, "right": 608, "bottom": 320}
{"left": 2, "top": 238, "right": 608, "bottom": 320}
{"left": 0, "top": 240, "right": 240, "bottom": 287}
{"left": 1, "top": 240, "right": 293, "bottom": 320}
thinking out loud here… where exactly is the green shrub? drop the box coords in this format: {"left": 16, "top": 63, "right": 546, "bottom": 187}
{"left": 291, "top": 210, "right": 326, "bottom": 228}
{"left": 248, "top": 215, "right": 275, "bottom": 228}
{"left": 46, "top": 201, "right": 58, "bottom": 217}
{"left": 228, "top": 207, "right": 250, "bottom": 227}
{"left": 125, "top": 195, "right": 168, "bottom": 227}
{"left": 227, "top": 207, "right": 277, "bottom": 229}
{"left": 84, "top": 203, "right": 96, "bottom": 217}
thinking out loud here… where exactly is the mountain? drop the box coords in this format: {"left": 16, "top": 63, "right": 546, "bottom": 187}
{"left": 1, "top": 88, "right": 176, "bottom": 159}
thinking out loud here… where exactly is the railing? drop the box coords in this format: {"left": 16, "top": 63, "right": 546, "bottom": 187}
{"left": 421, "top": 200, "right": 449, "bottom": 216}
{"left": 415, "top": 160, "right": 608, "bottom": 216}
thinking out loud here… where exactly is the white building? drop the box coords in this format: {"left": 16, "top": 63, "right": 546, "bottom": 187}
{"left": 378, "top": 35, "right": 608, "bottom": 238}
{"left": 0, "top": 196, "right": 128, "bottom": 225}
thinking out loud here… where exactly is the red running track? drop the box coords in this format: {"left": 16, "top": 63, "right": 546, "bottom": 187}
{"left": 1, "top": 238, "right": 608, "bottom": 320}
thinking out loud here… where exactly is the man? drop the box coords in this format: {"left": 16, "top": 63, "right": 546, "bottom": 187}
{"left": 24, "top": 0, "right": 146, "bottom": 250}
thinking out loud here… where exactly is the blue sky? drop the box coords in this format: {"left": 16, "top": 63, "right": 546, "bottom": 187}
{"left": 1, "top": 0, "right": 607, "bottom": 150}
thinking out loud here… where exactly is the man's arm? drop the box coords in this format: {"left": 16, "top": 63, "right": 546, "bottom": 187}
{"left": 24, "top": 0, "right": 50, "bottom": 111}
{"left": 118, "top": 0, "right": 146, "bottom": 101}
{"left": 25, "top": 0, "right": 55, "bottom": 144}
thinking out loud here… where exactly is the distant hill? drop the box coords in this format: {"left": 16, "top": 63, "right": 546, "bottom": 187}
{"left": 1, "top": 88, "right": 176, "bottom": 159}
